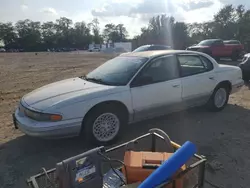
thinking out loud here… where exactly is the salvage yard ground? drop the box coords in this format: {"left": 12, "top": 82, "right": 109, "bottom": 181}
{"left": 0, "top": 52, "right": 250, "bottom": 188}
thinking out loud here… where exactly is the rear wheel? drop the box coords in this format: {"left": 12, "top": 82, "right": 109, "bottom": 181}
{"left": 207, "top": 85, "right": 229, "bottom": 112}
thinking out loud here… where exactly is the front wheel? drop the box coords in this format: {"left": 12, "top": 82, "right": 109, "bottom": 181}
{"left": 83, "top": 106, "right": 124, "bottom": 145}
{"left": 207, "top": 86, "right": 229, "bottom": 112}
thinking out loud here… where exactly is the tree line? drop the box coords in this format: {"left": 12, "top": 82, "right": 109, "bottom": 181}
{"left": 1, "top": 4, "right": 250, "bottom": 52}
{"left": 134, "top": 4, "right": 250, "bottom": 50}
{"left": 0, "top": 17, "right": 129, "bottom": 51}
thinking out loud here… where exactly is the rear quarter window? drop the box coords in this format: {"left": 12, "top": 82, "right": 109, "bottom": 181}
{"left": 200, "top": 56, "right": 214, "bottom": 71}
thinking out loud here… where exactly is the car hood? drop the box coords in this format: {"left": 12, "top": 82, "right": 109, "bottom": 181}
{"left": 22, "top": 77, "right": 121, "bottom": 111}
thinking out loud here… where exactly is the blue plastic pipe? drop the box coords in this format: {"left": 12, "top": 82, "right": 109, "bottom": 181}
{"left": 138, "top": 141, "right": 197, "bottom": 188}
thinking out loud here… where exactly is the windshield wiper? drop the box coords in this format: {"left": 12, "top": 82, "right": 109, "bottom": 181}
{"left": 82, "top": 76, "right": 111, "bottom": 85}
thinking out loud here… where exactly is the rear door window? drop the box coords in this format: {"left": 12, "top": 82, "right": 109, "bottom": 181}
{"left": 177, "top": 55, "right": 208, "bottom": 77}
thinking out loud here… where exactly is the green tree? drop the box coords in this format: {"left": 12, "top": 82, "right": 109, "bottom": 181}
{"left": 15, "top": 19, "right": 42, "bottom": 51}
{"left": 55, "top": 17, "right": 73, "bottom": 47}
{"left": 88, "top": 18, "right": 103, "bottom": 44}
{"left": 72, "top": 21, "right": 92, "bottom": 48}
{"left": 103, "top": 23, "right": 128, "bottom": 42}
{"left": 134, "top": 15, "right": 188, "bottom": 49}
{"left": 103, "top": 23, "right": 116, "bottom": 42}
{"left": 0, "top": 22, "right": 18, "bottom": 49}
{"left": 116, "top": 24, "right": 128, "bottom": 41}
{"left": 41, "top": 21, "right": 56, "bottom": 49}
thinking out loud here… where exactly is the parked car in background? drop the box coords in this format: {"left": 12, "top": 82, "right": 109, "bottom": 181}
{"left": 6, "top": 49, "right": 19, "bottom": 52}
{"left": 239, "top": 53, "right": 250, "bottom": 81}
{"left": 13, "top": 50, "right": 243, "bottom": 145}
{"left": 0, "top": 48, "right": 6, "bottom": 52}
{"left": 186, "top": 39, "right": 244, "bottom": 61}
{"left": 133, "top": 44, "right": 172, "bottom": 52}
{"left": 88, "top": 47, "right": 101, "bottom": 52}
{"left": 223, "top": 40, "right": 241, "bottom": 45}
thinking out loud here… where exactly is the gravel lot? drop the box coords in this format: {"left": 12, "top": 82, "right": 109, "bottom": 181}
{"left": 0, "top": 52, "right": 250, "bottom": 188}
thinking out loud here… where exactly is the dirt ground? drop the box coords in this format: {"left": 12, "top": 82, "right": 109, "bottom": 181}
{"left": 0, "top": 52, "right": 250, "bottom": 188}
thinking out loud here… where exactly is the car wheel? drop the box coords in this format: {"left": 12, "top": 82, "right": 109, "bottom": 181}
{"left": 83, "top": 105, "right": 125, "bottom": 145}
{"left": 207, "top": 85, "right": 229, "bottom": 112}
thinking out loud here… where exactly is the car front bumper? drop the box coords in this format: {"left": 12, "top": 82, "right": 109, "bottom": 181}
{"left": 13, "top": 109, "right": 82, "bottom": 139}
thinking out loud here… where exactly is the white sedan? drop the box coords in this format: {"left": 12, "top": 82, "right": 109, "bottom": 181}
{"left": 13, "top": 50, "right": 244, "bottom": 144}
{"left": 88, "top": 47, "right": 101, "bottom": 52}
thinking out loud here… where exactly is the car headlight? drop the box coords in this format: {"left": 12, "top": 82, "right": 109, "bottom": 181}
{"left": 28, "top": 110, "right": 62, "bottom": 121}
{"left": 19, "top": 104, "right": 62, "bottom": 122}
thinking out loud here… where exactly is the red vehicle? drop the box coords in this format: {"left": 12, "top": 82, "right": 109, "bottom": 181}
{"left": 187, "top": 39, "right": 244, "bottom": 61}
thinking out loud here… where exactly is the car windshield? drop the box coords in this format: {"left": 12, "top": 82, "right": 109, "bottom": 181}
{"left": 133, "top": 45, "right": 151, "bottom": 52}
{"left": 198, "top": 40, "right": 217, "bottom": 46}
{"left": 84, "top": 56, "right": 148, "bottom": 86}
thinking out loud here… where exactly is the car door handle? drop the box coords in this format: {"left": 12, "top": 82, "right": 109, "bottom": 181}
{"left": 209, "top": 76, "right": 214, "bottom": 80}
{"left": 172, "top": 84, "right": 180, "bottom": 88}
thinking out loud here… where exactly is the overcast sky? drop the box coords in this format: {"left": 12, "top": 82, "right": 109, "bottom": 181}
{"left": 0, "top": 0, "right": 249, "bottom": 37}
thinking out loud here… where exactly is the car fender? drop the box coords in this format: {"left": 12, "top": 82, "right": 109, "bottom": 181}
{"left": 54, "top": 90, "right": 134, "bottom": 121}
{"left": 215, "top": 65, "right": 242, "bottom": 86}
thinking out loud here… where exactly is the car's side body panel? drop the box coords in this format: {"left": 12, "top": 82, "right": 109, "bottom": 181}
{"left": 57, "top": 88, "right": 134, "bottom": 122}
{"left": 130, "top": 78, "right": 182, "bottom": 121}
{"left": 179, "top": 71, "right": 217, "bottom": 107}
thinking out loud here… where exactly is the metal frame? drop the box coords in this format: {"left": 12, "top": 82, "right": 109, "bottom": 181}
{"left": 26, "top": 131, "right": 206, "bottom": 188}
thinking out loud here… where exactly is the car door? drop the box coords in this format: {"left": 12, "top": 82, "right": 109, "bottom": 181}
{"left": 177, "top": 54, "right": 217, "bottom": 107}
{"left": 130, "top": 55, "right": 182, "bottom": 121}
{"left": 212, "top": 40, "right": 226, "bottom": 57}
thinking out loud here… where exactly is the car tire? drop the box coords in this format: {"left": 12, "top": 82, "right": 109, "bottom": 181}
{"left": 83, "top": 105, "right": 126, "bottom": 145}
{"left": 207, "top": 85, "right": 230, "bottom": 112}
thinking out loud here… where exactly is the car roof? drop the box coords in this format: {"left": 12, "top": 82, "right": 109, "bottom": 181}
{"left": 150, "top": 44, "right": 170, "bottom": 47}
{"left": 201, "top": 39, "right": 222, "bottom": 42}
{"left": 224, "top": 40, "right": 239, "bottom": 42}
{"left": 120, "top": 50, "right": 202, "bottom": 58}
{"left": 136, "top": 44, "right": 171, "bottom": 48}
{"left": 224, "top": 40, "right": 240, "bottom": 43}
